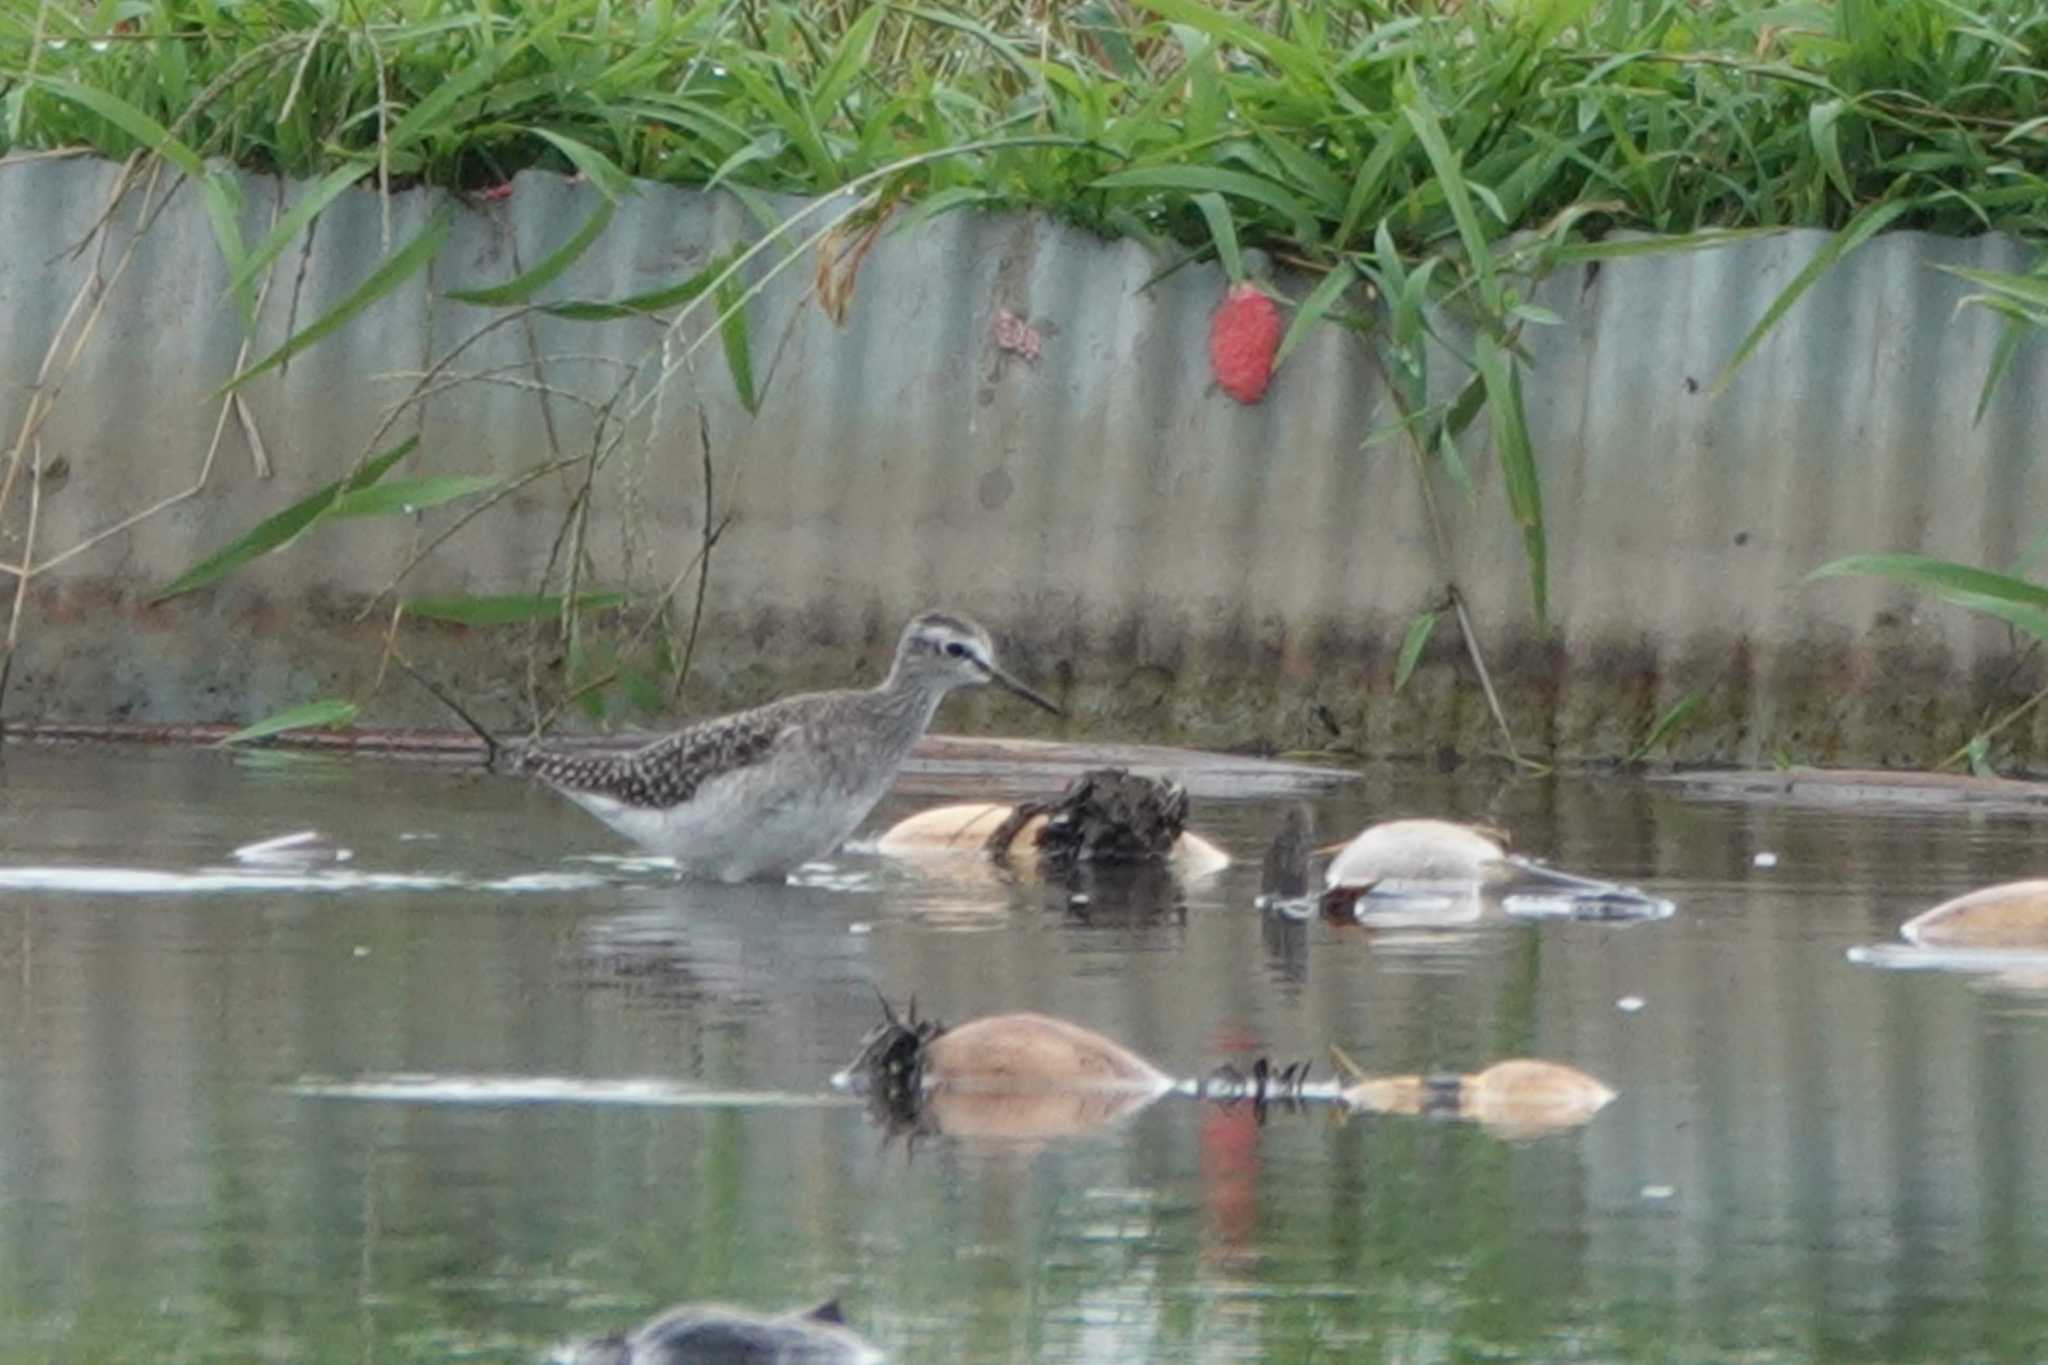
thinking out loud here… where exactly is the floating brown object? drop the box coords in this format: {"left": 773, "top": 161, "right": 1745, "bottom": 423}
{"left": 835, "top": 1004, "right": 1177, "bottom": 1139}
{"left": 876, "top": 768, "right": 1230, "bottom": 881}
{"left": 1339, "top": 1058, "right": 1617, "bottom": 1140}
{"left": 562, "top": 1298, "right": 881, "bottom": 1364}
{"left": 1900, "top": 879, "right": 2048, "bottom": 949}
{"left": 836, "top": 1002, "right": 1318, "bottom": 1139}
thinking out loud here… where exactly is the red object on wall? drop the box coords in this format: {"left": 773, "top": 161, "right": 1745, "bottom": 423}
{"left": 1209, "top": 283, "right": 1281, "bottom": 404}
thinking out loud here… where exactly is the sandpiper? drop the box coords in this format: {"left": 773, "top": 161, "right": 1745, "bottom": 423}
{"left": 523, "top": 610, "right": 1060, "bottom": 882}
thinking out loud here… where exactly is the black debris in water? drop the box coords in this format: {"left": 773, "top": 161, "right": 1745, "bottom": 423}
{"left": 987, "top": 767, "right": 1190, "bottom": 871}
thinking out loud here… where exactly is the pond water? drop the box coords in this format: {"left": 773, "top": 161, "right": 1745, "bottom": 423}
{"left": 2, "top": 743, "right": 2047, "bottom": 1363}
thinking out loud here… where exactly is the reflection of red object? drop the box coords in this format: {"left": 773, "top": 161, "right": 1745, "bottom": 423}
{"left": 1209, "top": 283, "right": 1280, "bottom": 404}
{"left": 1201, "top": 1101, "right": 1261, "bottom": 1261}
{"left": 1200, "top": 1021, "right": 1264, "bottom": 1264}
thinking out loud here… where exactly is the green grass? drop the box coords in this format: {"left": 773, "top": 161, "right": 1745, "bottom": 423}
{"left": 4, "top": 0, "right": 2048, "bottom": 743}
{"left": 8, "top": 1, "right": 2046, "bottom": 251}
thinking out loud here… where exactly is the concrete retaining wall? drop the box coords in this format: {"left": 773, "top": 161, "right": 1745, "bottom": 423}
{"left": 2, "top": 155, "right": 2045, "bottom": 766}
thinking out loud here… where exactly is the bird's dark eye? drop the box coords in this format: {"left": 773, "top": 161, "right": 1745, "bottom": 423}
{"left": 944, "top": 641, "right": 969, "bottom": 659}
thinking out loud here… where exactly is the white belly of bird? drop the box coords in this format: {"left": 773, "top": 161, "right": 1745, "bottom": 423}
{"left": 562, "top": 767, "right": 889, "bottom": 882}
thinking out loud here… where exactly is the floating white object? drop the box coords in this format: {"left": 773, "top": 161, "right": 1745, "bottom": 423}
{"left": 1641, "top": 1184, "right": 1675, "bottom": 1201}
{"left": 1753, "top": 851, "right": 1779, "bottom": 869}
{"left": 352, "top": 946, "right": 370, "bottom": 958}
{"left": 232, "top": 830, "right": 354, "bottom": 866}
{"left": 1617, "top": 995, "right": 1646, "bottom": 1013}
{"left": 849, "top": 922, "right": 872, "bottom": 936}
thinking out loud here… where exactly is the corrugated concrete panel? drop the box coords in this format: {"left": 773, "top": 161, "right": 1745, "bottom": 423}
{"left": 0, "top": 155, "right": 2045, "bottom": 764}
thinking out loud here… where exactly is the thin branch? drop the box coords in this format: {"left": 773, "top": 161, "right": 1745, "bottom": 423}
{"left": 674, "top": 407, "right": 722, "bottom": 700}
{"left": 1941, "top": 677, "right": 2048, "bottom": 773}
{"left": 6, "top": 439, "right": 47, "bottom": 657}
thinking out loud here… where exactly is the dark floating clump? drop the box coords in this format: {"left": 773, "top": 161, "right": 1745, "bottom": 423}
{"left": 985, "top": 767, "right": 1191, "bottom": 871}
{"left": 560, "top": 1298, "right": 881, "bottom": 1364}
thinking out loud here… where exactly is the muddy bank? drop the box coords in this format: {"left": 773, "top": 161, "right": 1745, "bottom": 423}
{"left": 1655, "top": 766, "right": 2048, "bottom": 812}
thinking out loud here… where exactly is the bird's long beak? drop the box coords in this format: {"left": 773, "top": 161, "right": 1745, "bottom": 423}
{"left": 985, "top": 662, "right": 1063, "bottom": 715}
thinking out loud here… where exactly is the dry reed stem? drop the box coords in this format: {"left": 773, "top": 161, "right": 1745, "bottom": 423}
{"left": 0, "top": 183, "right": 290, "bottom": 587}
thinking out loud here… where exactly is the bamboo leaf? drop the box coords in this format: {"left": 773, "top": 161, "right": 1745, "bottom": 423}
{"left": 1938, "top": 262, "right": 2048, "bottom": 314}
{"left": 326, "top": 474, "right": 502, "bottom": 518}
{"left": 1973, "top": 311, "right": 2032, "bottom": 425}
{"left": 1475, "top": 333, "right": 1547, "bottom": 624}
{"left": 1393, "top": 608, "right": 1439, "bottom": 691}
{"left": 894, "top": 5, "right": 1032, "bottom": 72}
{"left": 1809, "top": 553, "right": 2048, "bottom": 613}
{"left": 540, "top": 260, "right": 721, "bottom": 320}
{"left": 1944, "top": 590, "right": 2048, "bottom": 642}
{"left": 29, "top": 77, "right": 204, "bottom": 178}
{"left": 1628, "top": 689, "right": 1704, "bottom": 763}
{"left": 1709, "top": 197, "right": 1912, "bottom": 395}
{"left": 217, "top": 211, "right": 453, "bottom": 393}
{"left": 812, "top": 2, "right": 888, "bottom": 117}
{"left": 202, "top": 169, "right": 255, "bottom": 332}
{"left": 707, "top": 132, "right": 787, "bottom": 192}
{"left": 1091, "top": 165, "right": 1318, "bottom": 243}
{"left": 447, "top": 200, "right": 617, "bottom": 305}
{"left": 1808, "top": 99, "right": 1852, "bottom": 205}
{"left": 1392, "top": 255, "right": 1444, "bottom": 350}
{"left": 1274, "top": 262, "right": 1355, "bottom": 369}
{"left": 1545, "top": 228, "right": 1781, "bottom": 264}
{"left": 1338, "top": 124, "right": 1413, "bottom": 251}
{"left": 530, "top": 128, "right": 636, "bottom": 202}
{"left": 1127, "top": 0, "right": 1322, "bottom": 87}
{"left": 226, "top": 161, "right": 375, "bottom": 307}
{"left": 716, "top": 261, "right": 758, "bottom": 414}
{"left": 404, "top": 591, "right": 627, "bottom": 625}
{"left": 1437, "top": 428, "right": 1474, "bottom": 499}
{"left": 382, "top": 1, "right": 594, "bottom": 151}
{"left": 1404, "top": 90, "right": 1499, "bottom": 312}
{"left": 219, "top": 699, "right": 359, "bottom": 746}
{"left": 727, "top": 64, "right": 834, "bottom": 181}
{"left": 154, "top": 438, "right": 417, "bottom": 601}
{"left": 1191, "top": 191, "right": 1244, "bottom": 283}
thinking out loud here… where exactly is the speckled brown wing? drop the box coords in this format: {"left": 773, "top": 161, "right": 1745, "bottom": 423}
{"left": 522, "top": 704, "right": 795, "bottom": 810}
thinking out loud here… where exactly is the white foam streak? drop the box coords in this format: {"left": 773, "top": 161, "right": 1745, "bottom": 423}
{"left": 289, "top": 1073, "right": 855, "bottom": 1109}
{"left": 0, "top": 865, "right": 617, "bottom": 896}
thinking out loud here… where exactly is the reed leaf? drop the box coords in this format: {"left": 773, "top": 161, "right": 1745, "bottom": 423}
{"left": 1393, "top": 608, "right": 1439, "bottom": 692}
{"left": 1628, "top": 689, "right": 1705, "bottom": 763}
{"left": 715, "top": 260, "right": 759, "bottom": 414}
{"left": 155, "top": 438, "right": 417, "bottom": 600}
{"left": 1274, "top": 262, "right": 1356, "bottom": 369}
{"left": 1475, "top": 333, "right": 1547, "bottom": 625}
{"left": 447, "top": 200, "right": 617, "bottom": 306}
{"left": 1709, "top": 197, "right": 1914, "bottom": 395}
{"left": 219, "top": 698, "right": 359, "bottom": 746}
{"left": 217, "top": 211, "right": 454, "bottom": 393}
{"left": 1810, "top": 552, "right": 2048, "bottom": 619}
{"left": 325, "top": 474, "right": 503, "bottom": 519}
